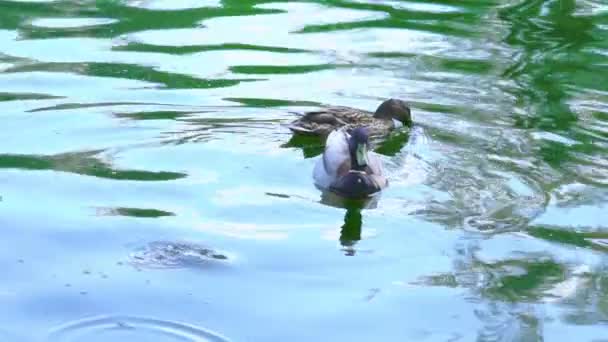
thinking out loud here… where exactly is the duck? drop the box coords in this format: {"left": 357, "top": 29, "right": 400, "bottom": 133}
{"left": 289, "top": 98, "right": 411, "bottom": 141}
{"left": 313, "top": 126, "right": 388, "bottom": 199}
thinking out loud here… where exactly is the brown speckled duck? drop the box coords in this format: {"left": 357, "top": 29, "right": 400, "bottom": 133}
{"left": 288, "top": 99, "right": 412, "bottom": 140}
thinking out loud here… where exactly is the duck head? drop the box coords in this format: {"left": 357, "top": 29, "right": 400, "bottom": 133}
{"left": 348, "top": 127, "right": 370, "bottom": 171}
{"left": 374, "top": 98, "right": 411, "bottom": 126}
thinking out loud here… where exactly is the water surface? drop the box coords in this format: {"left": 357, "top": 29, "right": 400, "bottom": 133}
{"left": 1, "top": 0, "right": 607, "bottom": 341}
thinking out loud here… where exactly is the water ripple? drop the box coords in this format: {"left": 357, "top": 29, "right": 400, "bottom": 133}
{"left": 1, "top": 0, "right": 608, "bottom": 340}
{"left": 48, "top": 315, "right": 230, "bottom": 342}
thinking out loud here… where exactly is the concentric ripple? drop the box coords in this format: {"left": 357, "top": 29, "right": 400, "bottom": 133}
{"left": 47, "top": 315, "right": 229, "bottom": 342}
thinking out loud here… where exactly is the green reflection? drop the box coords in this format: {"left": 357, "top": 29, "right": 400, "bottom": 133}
{"left": 114, "top": 42, "right": 310, "bottom": 55}
{"left": 483, "top": 259, "right": 565, "bottom": 302}
{"left": 538, "top": 140, "right": 570, "bottom": 168}
{"left": 340, "top": 206, "right": 362, "bottom": 256}
{"left": 114, "top": 110, "right": 198, "bottom": 121}
{"left": 0, "top": 92, "right": 62, "bottom": 102}
{"left": 528, "top": 225, "right": 592, "bottom": 248}
{"left": 105, "top": 207, "right": 175, "bottom": 218}
{"left": 296, "top": 0, "right": 486, "bottom": 37}
{"left": 6, "top": 62, "right": 252, "bottom": 89}
{"left": 500, "top": 0, "right": 595, "bottom": 132}
{"left": 0, "top": 152, "right": 186, "bottom": 181}
{"left": 6, "top": 0, "right": 283, "bottom": 39}
{"left": 281, "top": 134, "right": 324, "bottom": 158}
{"left": 528, "top": 225, "right": 608, "bottom": 252}
{"left": 223, "top": 98, "right": 320, "bottom": 107}
{"left": 373, "top": 129, "right": 410, "bottom": 156}
{"left": 229, "top": 64, "right": 340, "bottom": 75}
{"left": 86, "top": 63, "right": 251, "bottom": 89}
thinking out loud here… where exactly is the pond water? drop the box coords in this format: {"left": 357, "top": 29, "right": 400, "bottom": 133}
{"left": 1, "top": 0, "right": 607, "bottom": 341}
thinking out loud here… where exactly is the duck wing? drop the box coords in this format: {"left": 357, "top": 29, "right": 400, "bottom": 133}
{"left": 318, "top": 106, "right": 376, "bottom": 126}
{"left": 289, "top": 106, "right": 374, "bottom": 136}
{"left": 288, "top": 110, "right": 346, "bottom": 136}
{"left": 313, "top": 129, "right": 351, "bottom": 188}
{"left": 323, "top": 129, "right": 351, "bottom": 176}
{"left": 366, "top": 152, "right": 388, "bottom": 188}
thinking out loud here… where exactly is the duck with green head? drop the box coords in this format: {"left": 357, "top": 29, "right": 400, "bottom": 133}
{"left": 314, "top": 126, "right": 387, "bottom": 199}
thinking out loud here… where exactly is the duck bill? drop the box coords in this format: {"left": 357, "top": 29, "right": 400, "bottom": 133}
{"left": 356, "top": 143, "right": 368, "bottom": 166}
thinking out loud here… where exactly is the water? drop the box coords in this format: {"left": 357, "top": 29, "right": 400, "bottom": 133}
{"left": 0, "top": 0, "right": 607, "bottom": 340}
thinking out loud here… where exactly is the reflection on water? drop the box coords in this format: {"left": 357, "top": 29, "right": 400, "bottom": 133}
{"left": 339, "top": 206, "right": 362, "bottom": 256}
{"left": 281, "top": 133, "right": 324, "bottom": 158}
{"left": 0, "top": 0, "right": 607, "bottom": 340}
{"left": 0, "top": 151, "right": 187, "bottom": 181}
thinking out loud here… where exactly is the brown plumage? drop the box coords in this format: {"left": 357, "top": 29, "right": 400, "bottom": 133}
{"left": 288, "top": 99, "right": 412, "bottom": 141}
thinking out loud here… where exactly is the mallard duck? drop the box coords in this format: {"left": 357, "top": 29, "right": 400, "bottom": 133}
{"left": 289, "top": 99, "right": 411, "bottom": 140}
{"left": 313, "top": 127, "right": 388, "bottom": 198}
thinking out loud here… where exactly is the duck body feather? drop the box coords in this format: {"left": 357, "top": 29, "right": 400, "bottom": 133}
{"left": 289, "top": 106, "right": 396, "bottom": 141}
{"left": 288, "top": 99, "right": 411, "bottom": 144}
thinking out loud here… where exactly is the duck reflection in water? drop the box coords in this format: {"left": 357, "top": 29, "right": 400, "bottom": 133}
{"left": 340, "top": 206, "right": 363, "bottom": 256}
{"left": 311, "top": 127, "right": 384, "bottom": 254}
{"left": 320, "top": 191, "right": 378, "bottom": 256}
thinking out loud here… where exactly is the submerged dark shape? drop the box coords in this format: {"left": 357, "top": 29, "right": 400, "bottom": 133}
{"left": 288, "top": 98, "right": 412, "bottom": 140}
{"left": 129, "top": 241, "right": 228, "bottom": 269}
